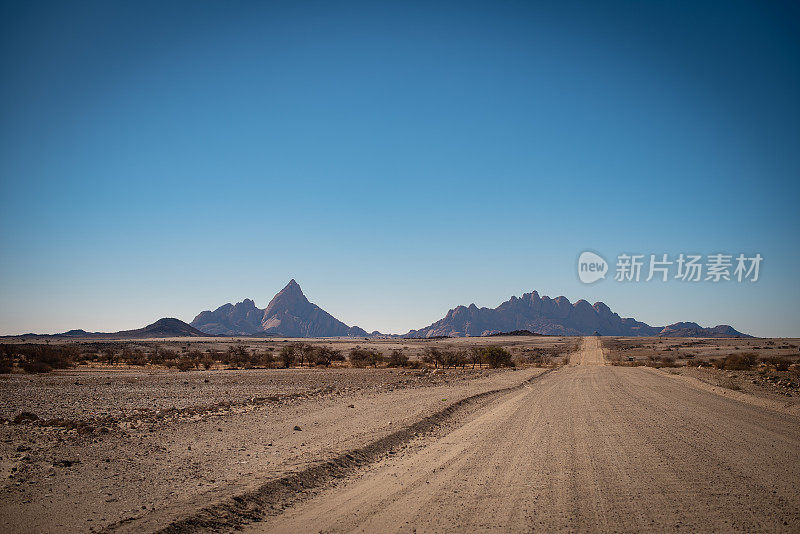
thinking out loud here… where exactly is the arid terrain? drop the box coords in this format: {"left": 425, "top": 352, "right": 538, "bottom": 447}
{"left": 0, "top": 336, "right": 798, "bottom": 532}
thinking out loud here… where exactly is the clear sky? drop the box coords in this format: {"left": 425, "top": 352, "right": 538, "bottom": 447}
{"left": 1, "top": 1, "right": 798, "bottom": 337}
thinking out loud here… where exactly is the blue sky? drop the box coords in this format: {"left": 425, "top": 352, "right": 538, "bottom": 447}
{"left": 1, "top": 0, "right": 798, "bottom": 337}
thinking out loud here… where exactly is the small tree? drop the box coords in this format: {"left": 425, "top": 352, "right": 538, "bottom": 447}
{"left": 470, "top": 347, "right": 482, "bottom": 369}
{"left": 481, "top": 346, "right": 514, "bottom": 368}
{"left": 313, "top": 347, "right": 335, "bottom": 367}
{"left": 280, "top": 345, "right": 296, "bottom": 368}
{"left": 102, "top": 347, "right": 116, "bottom": 365}
{"left": 423, "top": 347, "right": 443, "bottom": 368}
{"left": 387, "top": 350, "right": 409, "bottom": 368}
{"left": 369, "top": 350, "right": 385, "bottom": 368}
{"left": 299, "top": 344, "right": 315, "bottom": 367}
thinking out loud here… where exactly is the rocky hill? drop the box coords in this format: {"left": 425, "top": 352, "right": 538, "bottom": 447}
{"left": 405, "top": 290, "right": 748, "bottom": 338}
{"left": 191, "top": 280, "right": 368, "bottom": 338}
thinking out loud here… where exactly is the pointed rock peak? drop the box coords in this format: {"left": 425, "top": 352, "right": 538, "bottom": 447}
{"left": 276, "top": 279, "right": 305, "bottom": 298}
{"left": 285, "top": 279, "right": 301, "bottom": 292}
{"left": 265, "top": 279, "right": 309, "bottom": 312}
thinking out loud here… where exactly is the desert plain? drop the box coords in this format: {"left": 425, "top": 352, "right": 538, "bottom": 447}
{"left": 0, "top": 335, "right": 798, "bottom": 533}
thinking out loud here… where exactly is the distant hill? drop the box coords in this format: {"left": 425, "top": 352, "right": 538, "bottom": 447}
{"left": 6, "top": 318, "right": 207, "bottom": 339}
{"left": 191, "top": 280, "right": 368, "bottom": 338}
{"left": 110, "top": 318, "right": 207, "bottom": 339}
{"left": 405, "top": 290, "right": 749, "bottom": 338}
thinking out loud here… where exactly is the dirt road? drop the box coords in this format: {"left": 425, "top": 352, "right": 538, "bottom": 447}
{"left": 251, "top": 337, "right": 800, "bottom": 533}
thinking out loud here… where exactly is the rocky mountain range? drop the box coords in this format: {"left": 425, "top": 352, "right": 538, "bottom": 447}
{"left": 11, "top": 281, "right": 748, "bottom": 339}
{"left": 405, "top": 290, "right": 748, "bottom": 338}
{"left": 190, "top": 280, "right": 368, "bottom": 337}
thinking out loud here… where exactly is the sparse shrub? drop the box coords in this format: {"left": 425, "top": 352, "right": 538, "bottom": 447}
{"left": 200, "top": 355, "right": 215, "bottom": 370}
{"left": 3, "top": 344, "right": 78, "bottom": 373}
{"left": 387, "top": 350, "right": 409, "bottom": 368}
{"left": 298, "top": 344, "right": 316, "bottom": 367}
{"left": 101, "top": 347, "right": 117, "bottom": 365}
{"left": 176, "top": 357, "right": 195, "bottom": 371}
{"left": 721, "top": 353, "right": 758, "bottom": 370}
{"left": 469, "top": 347, "right": 483, "bottom": 369}
{"left": 122, "top": 347, "right": 148, "bottom": 366}
{"left": 280, "top": 345, "right": 296, "bottom": 368}
{"left": 481, "top": 346, "right": 514, "bottom": 368}
{"left": 349, "top": 348, "right": 383, "bottom": 368}
{"left": 312, "top": 347, "right": 342, "bottom": 367}
{"left": 421, "top": 348, "right": 442, "bottom": 368}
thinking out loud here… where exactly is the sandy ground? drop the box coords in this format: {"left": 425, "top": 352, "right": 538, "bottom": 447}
{"left": 249, "top": 337, "right": 800, "bottom": 533}
{"left": 0, "top": 367, "right": 542, "bottom": 533}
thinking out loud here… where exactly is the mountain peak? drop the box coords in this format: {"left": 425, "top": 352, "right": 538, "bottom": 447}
{"left": 285, "top": 278, "right": 301, "bottom": 292}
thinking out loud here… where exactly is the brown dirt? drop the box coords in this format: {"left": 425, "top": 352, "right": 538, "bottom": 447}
{"left": 0, "top": 366, "right": 543, "bottom": 533}
{"left": 247, "top": 338, "right": 800, "bottom": 533}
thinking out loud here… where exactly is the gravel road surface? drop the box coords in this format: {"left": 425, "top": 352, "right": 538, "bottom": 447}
{"left": 251, "top": 337, "right": 800, "bottom": 533}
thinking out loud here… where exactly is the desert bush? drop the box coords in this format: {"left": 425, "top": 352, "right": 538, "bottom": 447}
{"left": 3, "top": 344, "right": 78, "bottom": 373}
{"left": 200, "top": 355, "right": 215, "bottom": 370}
{"left": 175, "top": 357, "right": 195, "bottom": 371}
{"left": 721, "top": 353, "right": 758, "bottom": 370}
{"left": 444, "top": 350, "right": 468, "bottom": 368}
{"left": 469, "top": 347, "right": 483, "bottom": 368}
{"left": 279, "top": 345, "right": 296, "bottom": 368}
{"left": 223, "top": 344, "right": 250, "bottom": 367}
{"left": 121, "top": 347, "right": 148, "bottom": 366}
{"left": 349, "top": 348, "right": 383, "bottom": 368}
{"left": 252, "top": 350, "right": 274, "bottom": 367}
{"left": 312, "top": 347, "right": 342, "bottom": 367}
{"left": 657, "top": 356, "right": 678, "bottom": 367}
{"left": 349, "top": 348, "right": 370, "bottom": 368}
{"left": 100, "top": 347, "right": 117, "bottom": 365}
{"left": 298, "top": 344, "right": 316, "bottom": 367}
{"left": 481, "top": 346, "right": 514, "bottom": 368}
{"left": 421, "top": 348, "right": 442, "bottom": 368}
{"left": 387, "top": 350, "right": 409, "bottom": 368}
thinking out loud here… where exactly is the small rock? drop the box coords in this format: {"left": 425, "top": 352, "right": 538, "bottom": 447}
{"left": 293, "top": 426, "right": 302, "bottom": 431}
{"left": 348, "top": 404, "right": 355, "bottom": 409}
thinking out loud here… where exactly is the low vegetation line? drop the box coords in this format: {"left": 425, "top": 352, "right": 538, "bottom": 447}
{"left": 108, "top": 369, "right": 553, "bottom": 534}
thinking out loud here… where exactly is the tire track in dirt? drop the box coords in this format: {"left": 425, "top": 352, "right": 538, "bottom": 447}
{"left": 105, "top": 369, "right": 553, "bottom": 533}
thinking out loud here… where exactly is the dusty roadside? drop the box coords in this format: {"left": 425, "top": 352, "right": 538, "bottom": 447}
{"left": 650, "top": 366, "right": 800, "bottom": 416}
{"left": 0, "top": 367, "right": 544, "bottom": 533}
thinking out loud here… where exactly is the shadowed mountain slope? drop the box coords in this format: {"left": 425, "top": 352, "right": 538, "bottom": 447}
{"left": 405, "top": 290, "right": 748, "bottom": 338}
{"left": 191, "top": 280, "right": 368, "bottom": 338}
